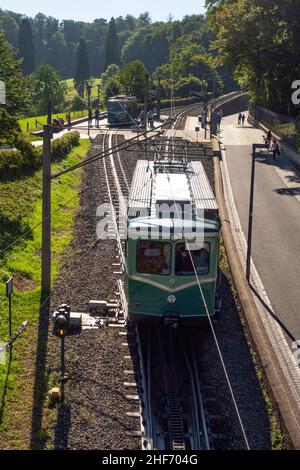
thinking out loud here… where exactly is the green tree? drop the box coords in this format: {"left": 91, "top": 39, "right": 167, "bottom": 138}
{"left": 32, "top": 63, "right": 65, "bottom": 114}
{"left": 119, "top": 60, "right": 148, "bottom": 101}
{"left": 0, "top": 30, "right": 30, "bottom": 116}
{"left": 104, "top": 77, "right": 121, "bottom": 102}
{"left": 101, "top": 64, "right": 119, "bottom": 87}
{"left": 104, "top": 18, "right": 120, "bottom": 70}
{"left": 206, "top": 0, "right": 300, "bottom": 113}
{"left": 0, "top": 14, "right": 19, "bottom": 48}
{"left": 18, "top": 19, "right": 35, "bottom": 75}
{"left": 71, "top": 95, "right": 87, "bottom": 111}
{"left": 74, "top": 38, "right": 90, "bottom": 98}
{"left": 122, "top": 25, "right": 169, "bottom": 73}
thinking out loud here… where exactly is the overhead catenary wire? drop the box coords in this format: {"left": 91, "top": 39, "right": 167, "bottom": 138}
{"left": 51, "top": 117, "right": 173, "bottom": 179}
{"left": 161, "top": 142, "right": 251, "bottom": 450}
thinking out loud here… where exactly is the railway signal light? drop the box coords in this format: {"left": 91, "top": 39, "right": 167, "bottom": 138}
{"left": 53, "top": 304, "right": 70, "bottom": 337}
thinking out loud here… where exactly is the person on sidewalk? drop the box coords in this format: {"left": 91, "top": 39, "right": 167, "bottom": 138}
{"left": 271, "top": 138, "right": 280, "bottom": 160}
{"left": 238, "top": 113, "right": 242, "bottom": 125}
{"left": 216, "top": 111, "right": 222, "bottom": 131}
{"left": 264, "top": 130, "right": 272, "bottom": 148}
{"left": 95, "top": 107, "right": 100, "bottom": 128}
{"left": 241, "top": 114, "right": 246, "bottom": 126}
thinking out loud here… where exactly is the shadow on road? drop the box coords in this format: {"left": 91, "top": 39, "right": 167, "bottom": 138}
{"left": 249, "top": 284, "right": 296, "bottom": 343}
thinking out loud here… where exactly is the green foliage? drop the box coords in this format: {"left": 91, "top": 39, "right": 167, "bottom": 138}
{"left": 0, "top": 108, "right": 21, "bottom": 145}
{"left": 18, "top": 19, "right": 35, "bottom": 76}
{"left": 70, "top": 95, "right": 87, "bottom": 112}
{"left": 101, "top": 64, "right": 120, "bottom": 87}
{"left": 153, "top": 42, "right": 221, "bottom": 99}
{"left": 0, "top": 30, "right": 31, "bottom": 116}
{"left": 0, "top": 140, "right": 90, "bottom": 442}
{"left": 0, "top": 13, "right": 18, "bottom": 48}
{"left": 104, "top": 18, "right": 120, "bottom": 69}
{"left": 174, "top": 76, "right": 203, "bottom": 98}
{"left": 121, "top": 25, "right": 169, "bottom": 74}
{"left": 32, "top": 64, "right": 66, "bottom": 114}
{"left": 51, "top": 132, "right": 80, "bottom": 159}
{"left": 119, "top": 60, "right": 148, "bottom": 101}
{"left": 74, "top": 38, "right": 90, "bottom": 98}
{"left": 104, "top": 77, "right": 121, "bottom": 101}
{"left": 0, "top": 131, "right": 80, "bottom": 177}
{"left": 206, "top": 0, "right": 300, "bottom": 114}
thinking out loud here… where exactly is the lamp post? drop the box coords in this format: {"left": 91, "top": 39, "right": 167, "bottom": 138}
{"left": 87, "top": 82, "right": 92, "bottom": 140}
{"left": 246, "top": 143, "right": 268, "bottom": 282}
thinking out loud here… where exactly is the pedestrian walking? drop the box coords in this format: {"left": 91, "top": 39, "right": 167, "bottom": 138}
{"left": 148, "top": 109, "right": 154, "bottom": 129}
{"left": 238, "top": 112, "right": 242, "bottom": 125}
{"left": 95, "top": 107, "right": 100, "bottom": 128}
{"left": 217, "top": 111, "right": 222, "bottom": 131}
{"left": 264, "top": 130, "right": 272, "bottom": 148}
{"left": 241, "top": 114, "right": 246, "bottom": 126}
{"left": 88, "top": 109, "right": 93, "bottom": 126}
{"left": 271, "top": 138, "right": 280, "bottom": 160}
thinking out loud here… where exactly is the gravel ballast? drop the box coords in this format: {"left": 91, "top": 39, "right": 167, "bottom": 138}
{"left": 39, "top": 131, "right": 274, "bottom": 450}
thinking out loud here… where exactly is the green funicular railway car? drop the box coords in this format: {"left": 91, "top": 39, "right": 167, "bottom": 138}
{"left": 127, "top": 159, "right": 222, "bottom": 325}
{"left": 107, "top": 95, "right": 139, "bottom": 126}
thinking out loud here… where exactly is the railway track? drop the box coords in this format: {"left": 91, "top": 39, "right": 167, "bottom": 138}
{"left": 134, "top": 325, "right": 212, "bottom": 450}
{"left": 98, "top": 110, "right": 218, "bottom": 450}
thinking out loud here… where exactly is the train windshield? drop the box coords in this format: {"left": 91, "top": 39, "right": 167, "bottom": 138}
{"left": 108, "top": 101, "right": 128, "bottom": 112}
{"left": 175, "top": 243, "right": 210, "bottom": 276}
{"left": 136, "top": 241, "right": 171, "bottom": 275}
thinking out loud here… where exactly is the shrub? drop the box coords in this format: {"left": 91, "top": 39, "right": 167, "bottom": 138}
{"left": 0, "top": 131, "right": 81, "bottom": 178}
{"left": 51, "top": 132, "right": 80, "bottom": 160}
{"left": 71, "top": 95, "right": 87, "bottom": 112}
{"left": 0, "top": 149, "right": 23, "bottom": 176}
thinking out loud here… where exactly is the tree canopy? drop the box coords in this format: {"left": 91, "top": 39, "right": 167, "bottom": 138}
{"left": 104, "top": 18, "right": 120, "bottom": 70}
{"left": 206, "top": 0, "right": 300, "bottom": 113}
{"left": 0, "top": 30, "right": 30, "bottom": 116}
{"left": 74, "top": 38, "right": 90, "bottom": 98}
{"left": 119, "top": 60, "right": 148, "bottom": 101}
{"left": 32, "top": 63, "right": 66, "bottom": 114}
{"left": 18, "top": 19, "right": 35, "bottom": 75}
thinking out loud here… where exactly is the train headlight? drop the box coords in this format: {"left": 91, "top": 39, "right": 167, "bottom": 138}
{"left": 167, "top": 295, "right": 177, "bottom": 304}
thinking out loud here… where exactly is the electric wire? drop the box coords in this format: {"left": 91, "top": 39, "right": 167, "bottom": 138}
{"left": 161, "top": 139, "right": 251, "bottom": 450}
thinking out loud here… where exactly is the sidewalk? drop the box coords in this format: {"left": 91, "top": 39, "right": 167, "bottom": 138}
{"left": 219, "top": 112, "right": 300, "bottom": 342}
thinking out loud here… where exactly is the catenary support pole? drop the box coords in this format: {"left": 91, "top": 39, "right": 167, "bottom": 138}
{"left": 41, "top": 125, "right": 52, "bottom": 300}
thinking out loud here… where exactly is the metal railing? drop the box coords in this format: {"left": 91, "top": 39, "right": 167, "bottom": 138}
{"left": 255, "top": 105, "right": 297, "bottom": 147}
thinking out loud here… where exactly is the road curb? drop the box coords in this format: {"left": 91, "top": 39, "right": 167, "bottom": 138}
{"left": 213, "top": 138, "right": 300, "bottom": 449}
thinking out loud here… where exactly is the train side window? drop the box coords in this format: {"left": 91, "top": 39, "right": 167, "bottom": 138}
{"left": 175, "top": 243, "right": 210, "bottom": 276}
{"left": 136, "top": 241, "right": 171, "bottom": 275}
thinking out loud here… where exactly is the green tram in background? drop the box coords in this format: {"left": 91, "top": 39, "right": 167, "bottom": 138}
{"left": 107, "top": 95, "right": 139, "bottom": 126}
{"left": 126, "top": 158, "right": 222, "bottom": 325}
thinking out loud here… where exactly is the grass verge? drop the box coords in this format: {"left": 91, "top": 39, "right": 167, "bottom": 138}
{"left": 18, "top": 111, "right": 88, "bottom": 134}
{"left": 0, "top": 139, "right": 90, "bottom": 449}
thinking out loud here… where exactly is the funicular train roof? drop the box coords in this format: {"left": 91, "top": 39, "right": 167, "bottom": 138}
{"left": 128, "top": 160, "right": 219, "bottom": 217}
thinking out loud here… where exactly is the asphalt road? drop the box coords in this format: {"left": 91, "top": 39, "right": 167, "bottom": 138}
{"left": 221, "top": 113, "right": 300, "bottom": 342}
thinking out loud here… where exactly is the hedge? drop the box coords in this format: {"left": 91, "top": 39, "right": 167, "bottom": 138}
{"left": 0, "top": 131, "right": 80, "bottom": 178}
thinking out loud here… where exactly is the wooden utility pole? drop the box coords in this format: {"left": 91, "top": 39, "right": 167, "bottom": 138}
{"left": 144, "top": 74, "right": 149, "bottom": 129}
{"left": 41, "top": 125, "right": 52, "bottom": 300}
